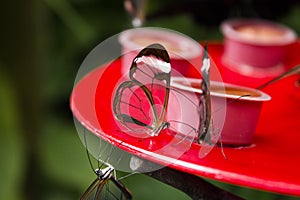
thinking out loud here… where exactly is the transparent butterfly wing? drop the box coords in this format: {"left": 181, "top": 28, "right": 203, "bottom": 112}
{"left": 113, "top": 44, "right": 171, "bottom": 138}
{"left": 166, "top": 84, "right": 200, "bottom": 144}
{"left": 80, "top": 176, "right": 132, "bottom": 200}
{"left": 109, "top": 176, "right": 133, "bottom": 200}
{"left": 80, "top": 178, "right": 106, "bottom": 200}
{"left": 131, "top": 56, "right": 171, "bottom": 131}
{"left": 113, "top": 81, "right": 155, "bottom": 137}
{"left": 112, "top": 43, "right": 198, "bottom": 167}
{"left": 97, "top": 176, "right": 132, "bottom": 200}
{"left": 165, "top": 120, "right": 197, "bottom": 156}
{"left": 129, "top": 43, "right": 171, "bottom": 135}
{"left": 198, "top": 49, "right": 222, "bottom": 159}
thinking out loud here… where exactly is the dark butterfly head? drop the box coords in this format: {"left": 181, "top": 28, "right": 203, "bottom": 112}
{"left": 130, "top": 43, "right": 171, "bottom": 82}
{"left": 133, "top": 43, "right": 170, "bottom": 63}
{"left": 95, "top": 167, "right": 114, "bottom": 180}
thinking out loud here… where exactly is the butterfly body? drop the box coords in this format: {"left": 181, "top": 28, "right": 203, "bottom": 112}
{"left": 80, "top": 166, "right": 132, "bottom": 200}
{"left": 197, "top": 53, "right": 212, "bottom": 143}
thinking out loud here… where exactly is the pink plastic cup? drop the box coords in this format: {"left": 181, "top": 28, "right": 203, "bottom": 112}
{"left": 119, "top": 27, "right": 202, "bottom": 76}
{"left": 169, "top": 77, "right": 271, "bottom": 146}
{"left": 221, "top": 18, "right": 297, "bottom": 76}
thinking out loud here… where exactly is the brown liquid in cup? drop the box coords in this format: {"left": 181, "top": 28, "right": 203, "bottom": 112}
{"left": 178, "top": 81, "right": 261, "bottom": 97}
{"left": 234, "top": 24, "right": 285, "bottom": 43}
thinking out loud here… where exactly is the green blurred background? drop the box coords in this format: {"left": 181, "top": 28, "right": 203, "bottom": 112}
{"left": 1, "top": 0, "right": 300, "bottom": 199}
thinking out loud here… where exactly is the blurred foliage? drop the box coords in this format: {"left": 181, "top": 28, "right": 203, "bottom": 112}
{"left": 0, "top": 0, "right": 300, "bottom": 199}
{"left": 0, "top": 67, "right": 25, "bottom": 200}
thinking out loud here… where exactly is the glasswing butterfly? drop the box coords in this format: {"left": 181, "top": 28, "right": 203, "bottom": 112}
{"left": 113, "top": 43, "right": 172, "bottom": 137}
{"left": 197, "top": 45, "right": 212, "bottom": 143}
{"left": 80, "top": 127, "right": 133, "bottom": 200}
{"left": 112, "top": 43, "right": 218, "bottom": 159}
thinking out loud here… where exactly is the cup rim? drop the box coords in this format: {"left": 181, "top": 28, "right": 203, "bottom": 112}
{"left": 119, "top": 27, "right": 202, "bottom": 59}
{"left": 171, "top": 77, "right": 271, "bottom": 102}
{"left": 220, "top": 18, "right": 297, "bottom": 46}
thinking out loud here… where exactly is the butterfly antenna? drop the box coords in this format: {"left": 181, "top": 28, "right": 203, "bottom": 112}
{"left": 212, "top": 94, "right": 251, "bottom": 114}
{"left": 203, "top": 42, "right": 208, "bottom": 60}
{"left": 96, "top": 137, "right": 112, "bottom": 170}
{"left": 83, "top": 127, "right": 97, "bottom": 175}
{"left": 99, "top": 144, "right": 114, "bottom": 169}
{"left": 98, "top": 140, "right": 125, "bottom": 170}
{"left": 211, "top": 120, "right": 228, "bottom": 160}
{"left": 171, "top": 87, "right": 199, "bottom": 109}
{"left": 115, "top": 152, "right": 126, "bottom": 168}
{"left": 97, "top": 139, "right": 116, "bottom": 170}
{"left": 97, "top": 139, "right": 103, "bottom": 169}
{"left": 219, "top": 137, "right": 228, "bottom": 160}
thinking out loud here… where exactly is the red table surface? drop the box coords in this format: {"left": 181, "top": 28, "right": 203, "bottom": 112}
{"left": 70, "top": 41, "right": 300, "bottom": 197}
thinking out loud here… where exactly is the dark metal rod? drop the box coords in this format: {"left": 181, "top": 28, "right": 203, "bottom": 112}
{"left": 132, "top": 157, "right": 244, "bottom": 200}
{"left": 145, "top": 167, "right": 244, "bottom": 200}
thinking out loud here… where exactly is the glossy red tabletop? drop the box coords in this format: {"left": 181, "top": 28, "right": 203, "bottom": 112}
{"left": 71, "top": 41, "right": 300, "bottom": 197}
